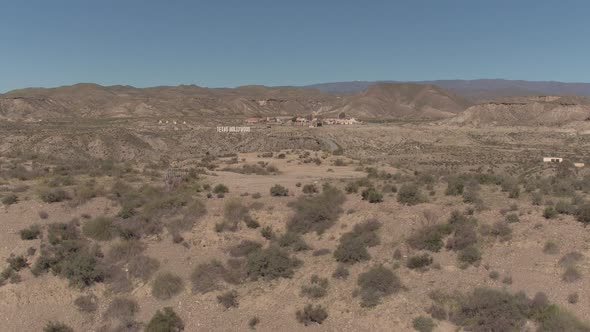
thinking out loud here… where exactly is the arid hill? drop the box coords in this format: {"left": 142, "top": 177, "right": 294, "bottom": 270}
{"left": 306, "top": 79, "right": 590, "bottom": 101}
{"left": 0, "top": 82, "right": 472, "bottom": 121}
{"left": 0, "top": 83, "right": 341, "bottom": 121}
{"left": 446, "top": 95, "right": 590, "bottom": 126}
{"left": 323, "top": 83, "right": 471, "bottom": 120}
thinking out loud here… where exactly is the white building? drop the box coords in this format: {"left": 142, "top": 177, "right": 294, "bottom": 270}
{"left": 543, "top": 157, "right": 563, "bottom": 163}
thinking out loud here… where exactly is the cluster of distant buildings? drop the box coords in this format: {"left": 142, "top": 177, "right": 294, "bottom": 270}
{"left": 543, "top": 157, "right": 585, "bottom": 168}
{"left": 243, "top": 116, "right": 362, "bottom": 127}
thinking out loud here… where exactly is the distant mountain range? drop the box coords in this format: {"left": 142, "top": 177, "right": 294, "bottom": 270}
{"left": 2, "top": 79, "right": 590, "bottom": 126}
{"left": 305, "top": 79, "right": 590, "bottom": 101}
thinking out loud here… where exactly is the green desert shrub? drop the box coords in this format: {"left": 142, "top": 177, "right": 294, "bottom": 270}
{"left": 260, "top": 226, "right": 274, "bottom": 240}
{"left": 361, "top": 187, "right": 383, "bottom": 203}
{"left": 450, "top": 288, "right": 530, "bottom": 332}
{"left": 398, "top": 183, "right": 425, "bottom": 205}
{"left": 302, "top": 184, "right": 318, "bottom": 194}
{"left": 43, "top": 321, "right": 74, "bottom": 332}
{"left": 457, "top": 246, "right": 481, "bottom": 266}
{"left": 505, "top": 213, "right": 520, "bottom": 223}
{"left": 532, "top": 192, "right": 543, "bottom": 205}
{"left": 152, "top": 272, "right": 184, "bottom": 300}
{"left": 145, "top": 307, "right": 184, "bottom": 332}
{"left": 287, "top": 184, "right": 345, "bottom": 234}
{"left": 296, "top": 304, "right": 328, "bottom": 326}
{"left": 213, "top": 184, "right": 229, "bottom": 194}
{"left": 543, "top": 206, "right": 557, "bottom": 219}
{"left": 357, "top": 265, "right": 402, "bottom": 307}
{"left": 445, "top": 177, "right": 464, "bottom": 196}
{"left": 39, "top": 188, "right": 69, "bottom": 203}
{"left": 20, "top": 224, "right": 41, "bottom": 240}
{"left": 334, "top": 219, "right": 381, "bottom": 264}
{"left": 300, "top": 275, "right": 329, "bottom": 299}
{"left": 276, "top": 232, "right": 310, "bottom": 252}
{"left": 1, "top": 194, "right": 18, "bottom": 206}
{"left": 246, "top": 246, "right": 300, "bottom": 281}
{"left": 575, "top": 202, "right": 590, "bottom": 224}
{"left": 82, "top": 217, "right": 116, "bottom": 241}
{"left": 406, "top": 254, "right": 433, "bottom": 270}
{"left": 412, "top": 316, "right": 435, "bottom": 332}
{"left": 332, "top": 265, "right": 350, "bottom": 280}
{"left": 269, "top": 184, "right": 289, "bottom": 197}
{"left": 407, "top": 224, "right": 452, "bottom": 252}
{"left": 436, "top": 288, "right": 590, "bottom": 332}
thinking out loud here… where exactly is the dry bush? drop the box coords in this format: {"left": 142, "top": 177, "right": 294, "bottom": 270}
{"left": 103, "top": 264, "right": 132, "bottom": 294}
{"left": 332, "top": 265, "right": 350, "bottom": 280}
{"left": 481, "top": 221, "right": 512, "bottom": 242}
{"left": 82, "top": 217, "right": 116, "bottom": 241}
{"left": 152, "top": 272, "right": 184, "bottom": 300}
{"left": 296, "top": 304, "right": 328, "bottom": 326}
{"left": 446, "top": 219, "right": 478, "bottom": 251}
{"left": 457, "top": 246, "right": 481, "bottom": 266}
{"left": 128, "top": 255, "right": 160, "bottom": 281}
{"left": 191, "top": 260, "right": 229, "bottom": 294}
{"left": 558, "top": 251, "right": 584, "bottom": 268}
{"left": 229, "top": 240, "right": 262, "bottom": 257}
{"left": 277, "top": 232, "right": 310, "bottom": 252}
{"left": 74, "top": 294, "right": 98, "bottom": 313}
{"left": 562, "top": 266, "right": 582, "bottom": 283}
{"left": 543, "top": 241, "right": 559, "bottom": 255}
{"left": 300, "top": 275, "right": 329, "bottom": 299}
{"left": 312, "top": 248, "right": 331, "bottom": 256}
{"left": 217, "top": 290, "right": 239, "bottom": 309}
{"left": 398, "top": 183, "right": 425, "bottom": 205}
{"left": 219, "top": 199, "right": 250, "bottom": 232}
{"left": 107, "top": 240, "right": 146, "bottom": 264}
{"left": 104, "top": 297, "right": 139, "bottom": 320}
{"left": 302, "top": 184, "right": 318, "bottom": 194}
{"left": 407, "top": 224, "right": 452, "bottom": 252}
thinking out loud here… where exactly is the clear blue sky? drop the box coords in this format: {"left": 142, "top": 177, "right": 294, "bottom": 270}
{"left": 1, "top": 0, "right": 589, "bottom": 92}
